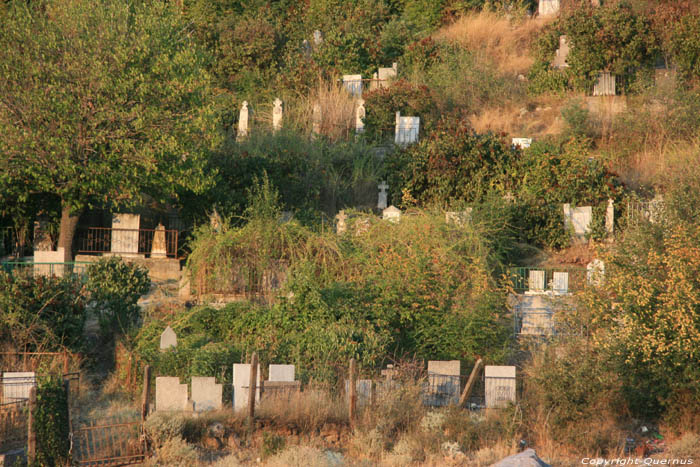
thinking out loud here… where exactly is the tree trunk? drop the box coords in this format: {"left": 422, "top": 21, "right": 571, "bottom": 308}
{"left": 57, "top": 204, "right": 80, "bottom": 262}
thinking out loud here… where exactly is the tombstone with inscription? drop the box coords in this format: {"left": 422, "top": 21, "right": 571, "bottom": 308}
{"left": 268, "top": 364, "right": 295, "bottom": 382}
{"left": 485, "top": 366, "right": 516, "bottom": 408}
{"left": 538, "top": 0, "right": 559, "bottom": 16}
{"left": 427, "top": 360, "right": 460, "bottom": 407}
{"left": 377, "top": 181, "right": 388, "bottom": 210}
{"left": 155, "top": 377, "right": 189, "bottom": 411}
{"left": 528, "top": 270, "right": 545, "bottom": 292}
{"left": 552, "top": 272, "right": 569, "bottom": 294}
{"left": 342, "top": 75, "right": 363, "bottom": 97}
{"left": 383, "top": 205, "right": 401, "bottom": 223}
{"left": 2, "top": 372, "right": 36, "bottom": 402}
{"left": 395, "top": 112, "right": 420, "bottom": 146}
{"left": 355, "top": 99, "right": 365, "bottom": 133}
{"left": 191, "top": 377, "right": 222, "bottom": 412}
{"left": 272, "top": 98, "right": 283, "bottom": 132}
{"left": 237, "top": 101, "right": 250, "bottom": 140}
{"left": 160, "top": 326, "right": 177, "bottom": 351}
{"left": 593, "top": 72, "right": 616, "bottom": 96}
{"left": 111, "top": 213, "right": 141, "bottom": 257}
{"left": 563, "top": 204, "right": 592, "bottom": 238}
{"left": 377, "top": 63, "right": 397, "bottom": 89}
{"left": 151, "top": 223, "right": 167, "bottom": 258}
{"left": 233, "top": 363, "right": 261, "bottom": 411}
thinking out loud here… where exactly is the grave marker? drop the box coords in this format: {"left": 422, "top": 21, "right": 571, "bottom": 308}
{"left": 377, "top": 181, "right": 388, "bottom": 210}
{"left": 593, "top": 72, "right": 616, "bottom": 96}
{"left": 312, "top": 103, "right": 322, "bottom": 136}
{"left": 342, "top": 75, "right": 363, "bottom": 97}
{"left": 155, "top": 377, "right": 188, "bottom": 411}
{"left": 111, "top": 213, "right": 141, "bottom": 257}
{"left": 355, "top": 99, "right": 365, "bottom": 133}
{"left": 191, "top": 377, "right": 222, "bottom": 412}
{"left": 151, "top": 223, "right": 167, "bottom": 258}
{"left": 2, "top": 372, "right": 35, "bottom": 402}
{"left": 382, "top": 205, "right": 401, "bottom": 223}
{"left": 377, "top": 63, "right": 397, "bottom": 89}
{"left": 538, "top": 0, "right": 560, "bottom": 16}
{"left": 528, "top": 270, "right": 545, "bottom": 292}
{"left": 268, "top": 364, "right": 295, "bottom": 382}
{"left": 563, "top": 204, "right": 593, "bottom": 237}
{"left": 552, "top": 272, "right": 569, "bottom": 294}
{"left": 511, "top": 138, "right": 532, "bottom": 149}
{"left": 336, "top": 210, "right": 348, "bottom": 235}
{"left": 313, "top": 30, "right": 323, "bottom": 45}
{"left": 427, "top": 361, "right": 460, "bottom": 406}
{"left": 553, "top": 35, "right": 570, "bottom": 68}
{"left": 272, "top": 98, "right": 283, "bottom": 132}
{"left": 233, "top": 363, "right": 261, "bottom": 411}
{"left": 159, "top": 326, "right": 177, "bottom": 351}
{"left": 237, "top": 101, "right": 249, "bottom": 140}
{"left": 485, "top": 366, "right": 516, "bottom": 409}
{"left": 395, "top": 111, "right": 420, "bottom": 146}
{"left": 605, "top": 199, "right": 614, "bottom": 235}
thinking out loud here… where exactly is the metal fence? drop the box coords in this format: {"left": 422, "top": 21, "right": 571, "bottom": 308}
{"left": 514, "top": 307, "right": 555, "bottom": 336}
{"left": 0, "top": 261, "right": 90, "bottom": 278}
{"left": 71, "top": 419, "right": 145, "bottom": 466}
{"left": 76, "top": 227, "right": 178, "bottom": 258}
{"left": 509, "top": 267, "right": 586, "bottom": 293}
{"left": 0, "top": 374, "right": 37, "bottom": 404}
{"left": 0, "top": 399, "right": 28, "bottom": 452}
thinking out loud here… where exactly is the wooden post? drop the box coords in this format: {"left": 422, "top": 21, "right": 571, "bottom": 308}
{"left": 247, "top": 353, "right": 258, "bottom": 425}
{"left": 141, "top": 365, "right": 151, "bottom": 421}
{"left": 27, "top": 386, "right": 36, "bottom": 464}
{"left": 458, "top": 358, "right": 483, "bottom": 408}
{"left": 63, "top": 351, "right": 69, "bottom": 374}
{"left": 348, "top": 358, "right": 357, "bottom": 423}
{"left": 64, "top": 379, "right": 72, "bottom": 435}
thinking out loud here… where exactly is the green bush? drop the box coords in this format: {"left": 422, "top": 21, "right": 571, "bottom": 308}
{"left": 33, "top": 377, "right": 70, "bottom": 467}
{"left": 669, "top": 14, "right": 700, "bottom": 84}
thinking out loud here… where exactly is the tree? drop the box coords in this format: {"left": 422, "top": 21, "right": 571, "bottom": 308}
{"left": 0, "top": 0, "right": 213, "bottom": 259}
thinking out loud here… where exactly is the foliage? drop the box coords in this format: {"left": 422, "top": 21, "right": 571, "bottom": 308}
{"left": 669, "top": 14, "right": 700, "bottom": 84}
{"left": 33, "top": 377, "right": 70, "bottom": 467}
{"left": 85, "top": 257, "right": 151, "bottom": 337}
{"left": 0, "top": 270, "right": 85, "bottom": 352}
{"left": 0, "top": 0, "right": 214, "bottom": 243}
{"left": 387, "top": 117, "right": 515, "bottom": 208}
{"left": 529, "top": 2, "right": 658, "bottom": 94}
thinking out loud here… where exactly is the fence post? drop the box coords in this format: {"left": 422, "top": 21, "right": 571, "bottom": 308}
{"left": 141, "top": 365, "right": 151, "bottom": 422}
{"left": 63, "top": 351, "right": 69, "bottom": 374}
{"left": 248, "top": 353, "right": 258, "bottom": 426}
{"left": 348, "top": 358, "right": 357, "bottom": 424}
{"left": 27, "top": 386, "right": 36, "bottom": 464}
{"left": 64, "top": 379, "right": 72, "bottom": 435}
{"left": 458, "top": 358, "right": 483, "bottom": 408}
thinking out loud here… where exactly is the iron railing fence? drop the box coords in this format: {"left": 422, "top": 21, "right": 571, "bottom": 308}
{"left": 0, "top": 261, "right": 91, "bottom": 278}
{"left": 509, "top": 267, "right": 587, "bottom": 294}
{"left": 76, "top": 227, "right": 178, "bottom": 258}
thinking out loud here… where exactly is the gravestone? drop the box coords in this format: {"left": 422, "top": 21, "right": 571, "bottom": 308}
{"left": 354, "top": 218, "right": 371, "bottom": 236}
{"left": 587, "top": 259, "right": 605, "bottom": 286}
{"left": 648, "top": 194, "right": 664, "bottom": 224}
{"left": 342, "top": 75, "right": 363, "bottom": 97}
{"left": 552, "top": 272, "right": 569, "bottom": 294}
{"left": 237, "top": 101, "right": 249, "bottom": 140}
{"left": 335, "top": 210, "right": 347, "bottom": 235}
{"left": 302, "top": 39, "right": 311, "bottom": 57}
{"left": 272, "top": 98, "right": 283, "bottom": 132}
{"left": 538, "top": 0, "right": 559, "bottom": 16}
{"left": 485, "top": 366, "right": 516, "bottom": 409}
{"left": 377, "top": 63, "right": 397, "bottom": 89}
{"left": 312, "top": 103, "right": 322, "bottom": 135}
{"left": 552, "top": 36, "right": 570, "bottom": 69}
{"left": 268, "top": 364, "right": 295, "bottom": 382}
{"left": 313, "top": 30, "right": 323, "bottom": 45}
{"left": 512, "top": 138, "right": 532, "bottom": 149}
{"left": 605, "top": 199, "right": 614, "bottom": 235}
{"left": 34, "top": 248, "right": 66, "bottom": 277}
{"left": 427, "top": 361, "right": 460, "bottom": 406}
{"left": 151, "top": 223, "right": 167, "bottom": 258}
{"left": 528, "top": 270, "right": 545, "bottom": 292}
{"left": 155, "top": 377, "right": 188, "bottom": 411}
{"left": 563, "top": 204, "right": 592, "bottom": 237}
{"left": 344, "top": 379, "right": 372, "bottom": 406}
{"left": 593, "top": 72, "right": 616, "bottom": 96}
{"left": 2, "top": 372, "right": 36, "bottom": 402}
{"left": 355, "top": 99, "right": 365, "bottom": 133}
{"left": 382, "top": 205, "right": 401, "bottom": 223}
{"left": 191, "top": 377, "right": 222, "bottom": 412}
{"left": 445, "top": 209, "right": 472, "bottom": 226}
{"left": 160, "top": 326, "right": 177, "bottom": 351}
{"left": 233, "top": 363, "right": 261, "bottom": 411}
{"left": 395, "top": 112, "right": 420, "bottom": 146}
{"left": 111, "top": 213, "right": 141, "bottom": 256}
{"left": 377, "top": 181, "right": 389, "bottom": 210}
{"left": 33, "top": 218, "right": 52, "bottom": 251}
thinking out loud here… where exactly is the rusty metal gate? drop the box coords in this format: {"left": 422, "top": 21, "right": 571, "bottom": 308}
{"left": 70, "top": 418, "right": 146, "bottom": 466}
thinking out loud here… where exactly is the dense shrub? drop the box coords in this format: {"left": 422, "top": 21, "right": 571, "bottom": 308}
{"left": 669, "top": 14, "right": 700, "bottom": 84}
{"left": 33, "top": 377, "right": 70, "bottom": 467}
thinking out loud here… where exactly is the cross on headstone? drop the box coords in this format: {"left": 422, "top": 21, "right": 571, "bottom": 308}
{"left": 335, "top": 210, "right": 347, "bottom": 235}
{"left": 381, "top": 364, "right": 396, "bottom": 382}
{"left": 377, "top": 181, "right": 389, "bottom": 209}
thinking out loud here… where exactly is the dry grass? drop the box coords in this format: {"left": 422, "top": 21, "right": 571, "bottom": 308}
{"left": 468, "top": 99, "right": 565, "bottom": 137}
{"left": 255, "top": 388, "right": 347, "bottom": 433}
{"left": 436, "top": 11, "right": 550, "bottom": 76}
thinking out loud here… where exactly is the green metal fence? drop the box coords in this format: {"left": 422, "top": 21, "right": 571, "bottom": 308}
{"left": 509, "top": 267, "right": 587, "bottom": 293}
{"left": 0, "top": 262, "right": 91, "bottom": 278}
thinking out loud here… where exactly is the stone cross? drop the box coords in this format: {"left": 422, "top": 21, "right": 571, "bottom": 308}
{"left": 553, "top": 36, "right": 570, "bottom": 69}
{"left": 237, "top": 101, "right": 249, "bottom": 140}
{"left": 335, "top": 210, "right": 347, "bottom": 235}
{"left": 312, "top": 103, "right": 322, "bottom": 136}
{"left": 272, "top": 98, "right": 283, "bottom": 132}
{"left": 160, "top": 326, "right": 177, "bottom": 350}
{"left": 377, "top": 181, "right": 389, "bottom": 209}
{"left": 605, "top": 199, "right": 614, "bottom": 235}
{"left": 151, "top": 223, "right": 167, "bottom": 258}
{"left": 355, "top": 99, "right": 365, "bottom": 133}
{"left": 381, "top": 364, "right": 396, "bottom": 382}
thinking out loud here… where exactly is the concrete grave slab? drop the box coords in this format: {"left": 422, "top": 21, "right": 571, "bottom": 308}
{"left": 155, "top": 377, "right": 188, "bottom": 411}
{"left": 268, "top": 364, "right": 295, "bottom": 382}
{"left": 485, "top": 366, "right": 516, "bottom": 409}
{"left": 2, "top": 372, "right": 35, "bottom": 402}
{"left": 191, "top": 377, "right": 222, "bottom": 412}
{"left": 233, "top": 363, "right": 261, "bottom": 411}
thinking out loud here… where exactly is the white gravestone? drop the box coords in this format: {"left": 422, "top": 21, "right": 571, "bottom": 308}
{"left": 587, "top": 259, "right": 605, "bottom": 286}
{"left": 233, "top": 363, "right": 261, "bottom": 411}
{"left": 528, "top": 270, "right": 545, "bottom": 292}
{"left": 553, "top": 35, "right": 570, "bottom": 68}
{"left": 272, "top": 98, "right": 283, "bottom": 132}
{"left": 111, "top": 213, "right": 141, "bottom": 256}
{"left": 605, "top": 199, "right": 614, "bottom": 235}
{"left": 511, "top": 138, "right": 532, "bottom": 149}
{"left": 355, "top": 99, "right": 365, "bottom": 134}
{"left": 237, "top": 101, "right": 249, "bottom": 140}
{"left": 427, "top": 361, "right": 460, "bottom": 406}
{"left": 313, "top": 30, "right": 323, "bottom": 45}
{"left": 395, "top": 112, "right": 420, "bottom": 146}
{"left": 312, "top": 103, "right": 322, "bottom": 135}
{"left": 155, "top": 377, "right": 188, "bottom": 411}
{"left": 342, "top": 74, "right": 363, "bottom": 97}
{"left": 377, "top": 63, "right": 397, "bottom": 89}
{"left": 552, "top": 272, "right": 569, "bottom": 294}
{"left": 268, "top": 364, "right": 295, "bottom": 382}
{"left": 191, "top": 377, "right": 222, "bottom": 412}
{"left": 160, "top": 326, "right": 177, "bottom": 351}
{"left": 2, "top": 372, "right": 35, "bottom": 402}
{"left": 151, "top": 223, "right": 167, "bottom": 258}
{"left": 538, "top": 0, "right": 559, "bottom": 16}
{"left": 445, "top": 209, "right": 472, "bottom": 226}
{"left": 593, "top": 72, "right": 616, "bottom": 96}
{"left": 563, "top": 204, "right": 592, "bottom": 237}
{"left": 485, "top": 366, "right": 516, "bottom": 409}
{"left": 335, "top": 210, "right": 347, "bottom": 235}
{"left": 34, "top": 248, "right": 66, "bottom": 277}
{"left": 377, "top": 181, "right": 388, "bottom": 210}
{"left": 382, "top": 205, "right": 401, "bottom": 223}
